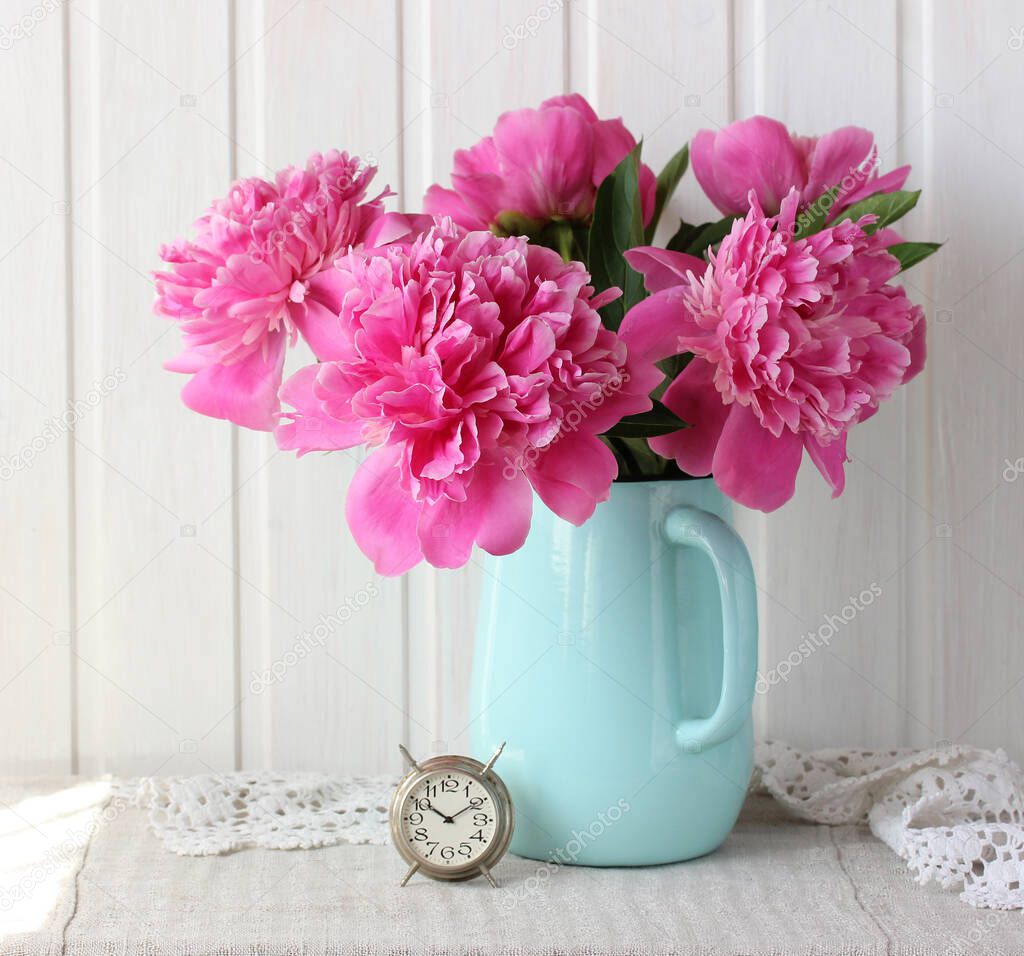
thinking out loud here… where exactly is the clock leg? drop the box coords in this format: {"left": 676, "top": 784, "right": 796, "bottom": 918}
{"left": 478, "top": 864, "right": 498, "bottom": 888}
{"left": 400, "top": 862, "right": 420, "bottom": 887}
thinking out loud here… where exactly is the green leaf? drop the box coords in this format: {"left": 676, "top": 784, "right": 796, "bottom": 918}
{"left": 836, "top": 189, "right": 921, "bottom": 234}
{"left": 534, "top": 220, "right": 587, "bottom": 262}
{"left": 600, "top": 434, "right": 699, "bottom": 481}
{"left": 666, "top": 215, "right": 738, "bottom": 257}
{"left": 604, "top": 401, "right": 689, "bottom": 439}
{"left": 587, "top": 144, "right": 647, "bottom": 331}
{"left": 665, "top": 219, "right": 705, "bottom": 254}
{"left": 791, "top": 186, "right": 841, "bottom": 239}
{"left": 886, "top": 240, "right": 942, "bottom": 271}
{"left": 492, "top": 210, "right": 544, "bottom": 237}
{"left": 644, "top": 143, "right": 689, "bottom": 243}
{"left": 600, "top": 435, "right": 664, "bottom": 479}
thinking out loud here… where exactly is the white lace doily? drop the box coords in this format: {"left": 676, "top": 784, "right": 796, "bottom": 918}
{"left": 135, "top": 772, "right": 396, "bottom": 855}
{"left": 134, "top": 743, "right": 1024, "bottom": 910}
{"left": 754, "top": 740, "right": 1024, "bottom": 910}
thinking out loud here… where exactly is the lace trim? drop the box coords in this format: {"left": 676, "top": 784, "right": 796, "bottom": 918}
{"left": 754, "top": 741, "right": 1024, "bottom": 910}
{"left": 135, "top": 772, "right": 396, "bottom": 855}
{"left": 133, "top": 742, "right": 1024, "bottom": 909}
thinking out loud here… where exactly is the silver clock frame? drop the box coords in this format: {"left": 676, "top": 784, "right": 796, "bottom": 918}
{"left": 389, "top": 743, "right": 514, "bottom": 887}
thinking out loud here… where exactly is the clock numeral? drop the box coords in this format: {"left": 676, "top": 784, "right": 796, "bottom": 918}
{"left": 413, "top": 827, "right": 428, "bottom": 842}
{"left": 470, "top": 829, "right": 487, "bottom": 842}
{"left": 458, "top": 843, "right": 472, "bottom": 856}
{"left": 414, "top": 797, "right": 431, "bottom": 810}
{"left": 425, "top": 784, "right": 437, "bottom": 798}
{"left": 440, "top": 845, "right": 455, "bottom": 860}
{"left": 407, "top": 812, "right": 423, "bottom": 825}
{"left": 473, "top": 812, "right": 491, "bottom": 827}
{"left": 424, "top": 841, "right": 438, "bottom": 857}
{"left": 469, "top": 796, "right": 484, "bottom": 808}
{"left": 441, "top": 778, "right": 458, "bottom": 793}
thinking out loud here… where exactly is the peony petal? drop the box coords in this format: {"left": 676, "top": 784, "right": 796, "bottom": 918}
{"left": 804, "top": 433, "right": 848, "bottom": 498}
{"left": 904, "top": 310, "right": 927, "bottom": 382}
{"left": 492, "top": 105, "right": 595, "bottom": 220}
{"left": 690, "top": 129, "right": 726, "bottom": 212}
{"left": 165, "top": 345, "right": 211, "bottom": 374}
{"left": 345, "top": 446, "right": 423, "bottom": 575}
{"left": 624, "top": 246, "right": 707, "bottom": 293}
{"left": 711, "top": 405, "right": 804, "bottom": 511}
{"left": 290, "top": 285, "right": 350, "bottom": 362}
{"left": 837, "top": 164, "right": 911, "bottom": 212}
{"left": 650, "top": 358, "right": 730, "bottom": 475}
{"left": 618, "top": 288, "right": 693, "bottom": 363}
{"left": 423, "top": 184, "right": 488, "bottom": 231}
{"left": 177, "top": 332, "right": 286, "bottom": 431}
{"left": 638, "top": 161, "right": 657, "bottom": 226}
{"left": 275, "top": 364, "right": 365, "bottom": 454}
{"left": 527, "top": 431, "right": 617, "bottom": 525}
{"left": 500, "top": 317, "right": 557, "bottom": 376}
{"left": 540, "top": 93, "right": 599, "bottom": 122}
{"left": 475, "top": 458, "right": 534, "bottom": 556}
{"left": 590, "top": 116, "right": 636, "bottom": 185}
{"left": 361, "top": 211, "right": 435, "bottom": 250}
{"left": 417, "top": 456, "right": 534, "bottom": 568}
{"left": 802, "top": 126, "right": 873, "bottom": 203}
{"left": 417, "top": 495, "right": 482, "bottom": 570}
{"left": 692, "top": 116, "right": 804, "bottom": 215}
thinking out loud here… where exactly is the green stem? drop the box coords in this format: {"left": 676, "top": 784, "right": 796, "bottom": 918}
{"left": 552, "top": 221, "right": 574, "bottom": 262}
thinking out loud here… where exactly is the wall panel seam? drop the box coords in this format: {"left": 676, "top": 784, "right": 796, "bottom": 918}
{"left": 62, "top": 0, "right": 78, "bottom": 776}
{"left": 227, "top": 0, "right": 243, "bottom": 772}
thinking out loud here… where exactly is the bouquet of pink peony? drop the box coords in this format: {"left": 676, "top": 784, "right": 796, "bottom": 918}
{"left": 154, "top": 97, "right": 937, "bottom": 574}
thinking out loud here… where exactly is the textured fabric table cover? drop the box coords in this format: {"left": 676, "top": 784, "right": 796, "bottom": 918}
{"left": 2, "top": 779, "right": 1022, "bottom": 956}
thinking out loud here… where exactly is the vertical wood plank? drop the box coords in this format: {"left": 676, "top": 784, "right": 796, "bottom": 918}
{"left": 0, "top": 0, "right": 72, "bottom": 774}
{"left": 71, "top": 0, "right": 236, "bottom": 775}
{"left": 729, "top": 0, "right": 934, "bottom": 750}
{"left": 234, "top": 0, "right": 407, "bottom": 774}
{"left": 570, "top": 0, "right": 777, "bottom": 732}
{"left": 570, "top": 0, "right": 734, "bottom": 232}
{"left": 403, "top": 0, "right": 569, "bottom": 762}
{"left": 4, "top": 0, "right": 1021, "bottom": 774}
{"left": 923, "top": 0, "right": 1024, "bottom": 760}
{"left": 895, "top": 0, "right": 941, "bottom": 749}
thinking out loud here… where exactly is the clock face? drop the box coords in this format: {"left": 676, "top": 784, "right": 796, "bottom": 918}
{"left": 399, "top": 770, "right": 499, "bottom": 868}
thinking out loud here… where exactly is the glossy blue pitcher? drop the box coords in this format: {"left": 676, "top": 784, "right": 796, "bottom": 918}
{"left": 469, "top": 478, "right": 757, "bottom": 865}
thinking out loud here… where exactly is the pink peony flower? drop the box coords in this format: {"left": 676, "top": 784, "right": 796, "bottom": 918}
{"left": 620, "top": 189, "right": 926, "bottom": 511}
{"left": 692, "top": 116, "right": 910, "bottom": 219}
{"left": 424, "top": 93, "right": 656, "bottom": 233}
{"left": 275, "top": 218, "right": 661, "bottom": 574}
{"left": 154, "top": 151, "right": 389, "bottom": 430}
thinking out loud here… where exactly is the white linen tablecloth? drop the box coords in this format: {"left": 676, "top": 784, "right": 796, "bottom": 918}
{"left": 2, "top": 777, "right": 1021, "bottom": 955}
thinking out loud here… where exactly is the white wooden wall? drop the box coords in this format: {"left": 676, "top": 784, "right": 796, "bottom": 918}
{"left": 2, "top": 0, "right": 1022, "bottom": 776}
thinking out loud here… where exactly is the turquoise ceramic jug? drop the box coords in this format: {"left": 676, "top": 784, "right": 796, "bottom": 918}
{"left": 469, "top": 478, "right": 757, "bottom": 865}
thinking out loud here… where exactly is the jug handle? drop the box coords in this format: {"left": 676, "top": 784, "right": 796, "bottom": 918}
{"left": 663, "top": 506, "right": 758, "bottom": 753}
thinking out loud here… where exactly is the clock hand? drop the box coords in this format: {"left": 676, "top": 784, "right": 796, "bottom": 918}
{"left": 448, "top": 803, "right": 476, "bottom": 820}
{"left": 424, "top": 802, "right": 454, "bottom": 824}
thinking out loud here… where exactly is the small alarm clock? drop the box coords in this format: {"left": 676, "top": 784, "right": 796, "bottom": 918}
{"left": 389, "top": 742, "right": 514, "bottom": 887}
